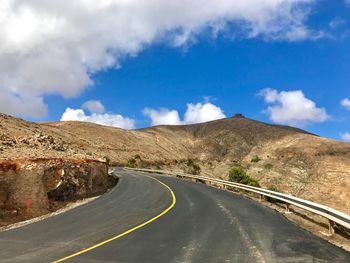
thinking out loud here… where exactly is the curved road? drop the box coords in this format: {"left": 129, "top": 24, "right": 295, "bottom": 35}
{"left": 0, "top": 169, "right": 349, "bottom": 262}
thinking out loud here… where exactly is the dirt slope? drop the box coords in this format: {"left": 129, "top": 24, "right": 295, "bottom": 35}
{"left": 1, "top": 113, "right": 350, "bottom": 214}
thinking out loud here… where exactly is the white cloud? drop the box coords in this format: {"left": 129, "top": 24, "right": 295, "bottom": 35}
{"left": 184, "top": 102, "right": 226, "bottom": 124}
{"left": 144, "top": 102, "right": 226, "bottom": 126}
{"left": 0, "top": 91, "right": 47, "bottom": 118}
{"left": 143, "top": 108, "right": 182, "bottom": 126}
{"left": 82, "top": 100, "right": 105, "bottom": 114}
{"left": 341, "top": 98, "right": 350, "bottom": 110}
{"left": 284, "top": 26, "right": 325, "bottom": 42}
{"left": 260, "top": 88, "right": 329, "bottom": 127}
{"left": 0, "top": 0, "right": 318, "bottom": 118}
{"left": 340, "top": 132, "right": 350, "bottom": 142}
{"left": 60, "top": 101, "right": 135, "bottom": 129}
{"left": 329, "top": 17, "right": 346, "bottom": 29}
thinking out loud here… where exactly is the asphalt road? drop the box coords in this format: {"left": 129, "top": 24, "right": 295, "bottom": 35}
{"left": 0, "top": 169, "right": 349, "bottom": 262}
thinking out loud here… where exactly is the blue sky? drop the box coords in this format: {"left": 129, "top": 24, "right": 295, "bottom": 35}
{"left": 0, "top": 0, "right": 349, "bottom": 141}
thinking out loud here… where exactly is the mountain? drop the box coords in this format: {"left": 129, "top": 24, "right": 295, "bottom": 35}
{"left": 1, "top": 113, "right": 349, "bottom": 214}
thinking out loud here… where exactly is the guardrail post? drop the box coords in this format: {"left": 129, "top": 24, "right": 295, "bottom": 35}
{"left": 328, "top": 220, "right": 335, "bottom": 235}
{"left": 259, "top": 194, "right": 263, "bottom": 202}
{"left": 285, "top": 204, "right": 292, "bottom": 214}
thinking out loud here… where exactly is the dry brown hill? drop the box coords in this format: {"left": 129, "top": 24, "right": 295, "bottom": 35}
{"left": 1, "top": 113, "right": 350, "bottom": 214}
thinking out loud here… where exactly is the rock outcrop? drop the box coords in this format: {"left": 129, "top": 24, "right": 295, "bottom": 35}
{"left": 0, "top": 159, "right": 113, "bottom": 226}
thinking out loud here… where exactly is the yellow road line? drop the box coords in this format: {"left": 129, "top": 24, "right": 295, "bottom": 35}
{"left": 52, "top": 176, "right": 176, "bottom": 263}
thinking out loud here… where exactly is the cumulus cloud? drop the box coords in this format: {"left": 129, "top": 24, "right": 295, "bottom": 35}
{"left": 259, "top": 88, "right": 329, "bottom": 127}
{"left": 143, "top": 108, "right": 181, "bottom": 126}
{"left": 0, "top": 0, "right": 318, "bottom": 118}
{"left": 82, "top": 100, "right": 106, "bottom": 114}
{"left": 0, "top": 91, "right": 47, "bottom": 118}
{"left": 340, "top": 132, "right": 350, "bottom": 142}
{"left": 184, "top": 102, "right": 226, "bottom": 124}
{"left": 341, "top": 98, "right": 350, "bottom": 110}
{"left": 60, "top": 101, "right": 135, "bottom": 129}
{"left": 144, "top": 102, "right": 226, "bottom": 126}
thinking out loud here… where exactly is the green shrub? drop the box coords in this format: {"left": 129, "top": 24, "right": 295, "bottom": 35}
{"left": 228, "top": 166, "right": 260, "bottom": 187}
{"left": 126, "top": 158, "right": 137, "bottom": 168}
{"left": 184, "top": 159, "right": 201, "bottom": 175}
{"left": 126, "top": 155, "right": 147, "bottom": 168}
{"left": 190, "top": 163, "right": 201, "bottom": 175}
{"left": 186, "top": 159, "right": 195, "bottom": 166}
{"left": 264, "top": 163, "right": 273, "bottom": 170}
{"left": 251, "top": 155, "right": 261, "bottom": 163}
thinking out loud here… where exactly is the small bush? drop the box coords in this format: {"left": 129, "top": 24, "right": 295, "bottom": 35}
{"left": 228, "top": 166, "right": 260, "bottom": 187}
{"left": 126, "top": 158, "right": 137, "bottom": 168}
{"left": 191, "top": 163, "right": 201, "bottom": 175}
{"left": 184, "top": 159, "right": 201, "bottom": 175}
{"left": 264, "top": 163, "right": 273, "bottom": 170}
{"left": 126, "top": 155, "right": 147, "bottom": 168}
{"left": 251, "top": 155, "right": 261, "bottom": 163}
{"left": 186, "top": 159, "right": 195, "bottom": 166}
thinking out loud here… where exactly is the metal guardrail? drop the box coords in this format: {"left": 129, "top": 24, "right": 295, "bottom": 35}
{"left": 124, "top": 167, "right": 350, "bottom": 235}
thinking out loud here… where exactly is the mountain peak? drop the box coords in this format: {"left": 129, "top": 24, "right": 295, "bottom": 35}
{"left": 232, "top": 113, "right": 245, "bottom": 118}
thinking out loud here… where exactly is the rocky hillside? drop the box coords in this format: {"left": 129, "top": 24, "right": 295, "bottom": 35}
{"left": 0, "top": 113, "right": 190, "bottom": 163}
{"left": 1, "top": 113, "right": 350, "bottom": 214}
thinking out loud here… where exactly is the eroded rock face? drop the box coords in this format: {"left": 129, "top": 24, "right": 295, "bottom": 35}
{"left": 0, "top": 159, "right": 111, "bottom": 226}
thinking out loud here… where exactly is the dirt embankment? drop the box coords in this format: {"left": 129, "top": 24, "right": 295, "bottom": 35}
{"left": 0, "top": 158, "right": 116, "bottom": 226}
